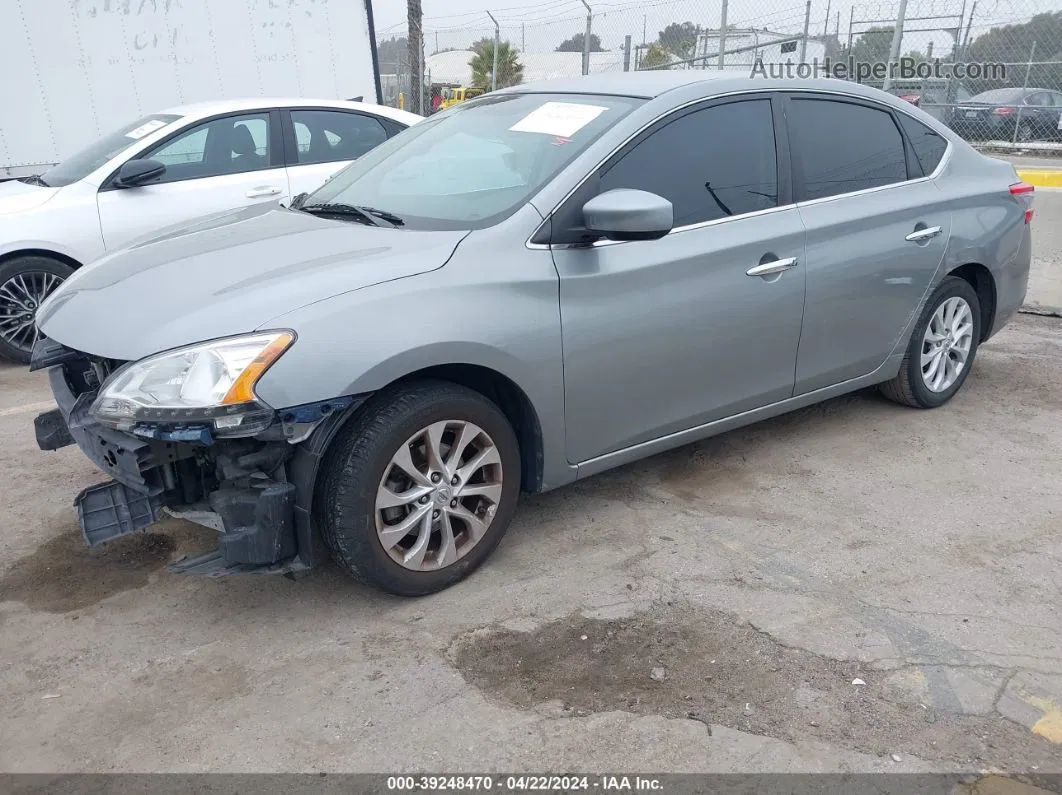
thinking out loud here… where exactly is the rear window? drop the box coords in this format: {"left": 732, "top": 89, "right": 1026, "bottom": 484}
{"left": 897, "top": 114, "right": 949, "bottom": 175}
{"left": 971, "top": 88, "right": 1024, "bottom": 103}
{"left": 789, "top": 98, "right": 908, "bottom": 200}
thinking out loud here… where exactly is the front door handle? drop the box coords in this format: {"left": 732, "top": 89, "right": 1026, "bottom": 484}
{"left": 246, "top": 186, "right": 283, "bottom": 198}
{"left": 905, "top": 225, "right": 942, "bottom": 242}
{"left": 746, "top": 257, "right": 799, "bottom": 277}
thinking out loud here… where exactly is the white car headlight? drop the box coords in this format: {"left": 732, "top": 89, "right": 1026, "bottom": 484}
{"left": 91, "top": 331, "right": 294, "bottom": 437}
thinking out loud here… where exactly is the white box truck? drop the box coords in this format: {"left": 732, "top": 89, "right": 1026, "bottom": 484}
{"left": 1, "top": 0, "right": 385, "bottom": 178}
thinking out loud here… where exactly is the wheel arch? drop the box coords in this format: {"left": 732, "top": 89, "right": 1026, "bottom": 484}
{"left": 946, "top": 261, "right": 996, "bottom": 341}
{"left": 0, "top": 248, "right": 85, "bottom": 272}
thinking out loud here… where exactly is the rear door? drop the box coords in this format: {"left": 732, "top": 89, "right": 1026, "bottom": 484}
{"left": 96, "top": 110, "right": 290, "bottom": 252}
{"left": 785, "top": 94, "right": 953, "bottom": 394}
{"left": 550, "top": 95, "right": 808, "bottom": 463}
{"left": 283, "top": 108, "right": 398, "bottom": 198}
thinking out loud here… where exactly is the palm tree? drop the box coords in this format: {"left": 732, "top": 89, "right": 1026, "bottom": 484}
{"left": 469, "top": 40, "right": 524, "bottom": 91}
{"left": 640, "top": 43, "right": 671, "bottom": 70}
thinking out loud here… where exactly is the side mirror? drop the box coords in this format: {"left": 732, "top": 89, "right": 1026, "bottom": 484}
{"left": 582, "top": 189, "right": 673, "bottom": 242}
{"left": 114, "top": 158, "right": 166, "bottom": 188}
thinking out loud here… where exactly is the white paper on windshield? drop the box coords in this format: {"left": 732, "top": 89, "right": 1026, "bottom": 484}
{"left": 125, "top": 119, "right": 169, "bottom": 140}
{"left": 509, "top": 102, "right": 607, "bottom": 138}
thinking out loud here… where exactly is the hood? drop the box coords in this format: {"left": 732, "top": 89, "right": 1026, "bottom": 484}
{"left": 0, "top": 179, "right": 60, "bottom": 214}
{"left": 37, "top": 203, "right": 468, "bottom": 361}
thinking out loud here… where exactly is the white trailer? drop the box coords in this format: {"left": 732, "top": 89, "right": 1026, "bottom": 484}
{"left": 0, "top": 0, "right": 384, "bottom": 178}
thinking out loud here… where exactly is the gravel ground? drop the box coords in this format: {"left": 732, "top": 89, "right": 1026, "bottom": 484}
{"left": 1, "top": 315, "right": 1061, "bottom": 781}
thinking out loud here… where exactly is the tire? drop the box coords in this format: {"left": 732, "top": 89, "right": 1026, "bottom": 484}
{"left": 1016, "top": 119, "right": 1036, "bottom": 143}
{"left": 0, "top": 255, "right": 73, "bottom": 364}
{"left": 879, "top": 276, "right": 982, "bottom": 409}
{"left": 316, "top": 380, "right": 521, "bottom": 596}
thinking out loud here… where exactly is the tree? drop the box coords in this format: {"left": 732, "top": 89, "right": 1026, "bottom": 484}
{"left": 469, "top": 40, "right": 524, "bottom": 90}
{"left": 658, "top": 21, "right": 700, "bottom": 59}
{"left": 377, "top": 36, "right": 408, "bottom": 72}
{"left": 849, "top": 26, "right": 894, "bottom": 65}
{"left": 964, "top": 12, "right": 1062, "bottom": 94}
{"left": 556, "top": 32, "right": 604, "bottom": 52}
{"left": 640, "top": 43, "right": 671, "bottom": 70}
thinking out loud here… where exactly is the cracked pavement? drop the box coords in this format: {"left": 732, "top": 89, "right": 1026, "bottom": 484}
{"left": 1, "top": 314, "right": 1061, "bottom": 775}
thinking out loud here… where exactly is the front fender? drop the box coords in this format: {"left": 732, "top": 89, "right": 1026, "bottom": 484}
{"left": 254, "top": 225, "right": 573, "bottom": 490}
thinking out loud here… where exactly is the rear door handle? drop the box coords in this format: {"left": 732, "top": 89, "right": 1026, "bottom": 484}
{"left": 746, "top": 257, "right": 799, "bottom": 277}
{"left": 905, "top": 225, "right": 942, "bottom": 242}
{"left": 246, "top": 186, "right": 283, "bottom": 198}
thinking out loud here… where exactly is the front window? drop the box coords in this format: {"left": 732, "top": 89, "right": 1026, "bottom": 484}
{"left": 40, "top": 114, "right": 182, "bottom": 187}
{"left": 303, "top": 93, "right": 643, "bottom": 230}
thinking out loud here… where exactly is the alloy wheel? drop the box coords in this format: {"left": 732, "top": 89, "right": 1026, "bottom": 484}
{"left": 920, "top": 296, "right": 974, "bottom": 393}
{"left": 375, "top": 420, "right": 504, "bottom": 571}
{"left": 0, "top": 271, "right": 63, "bottom": 356}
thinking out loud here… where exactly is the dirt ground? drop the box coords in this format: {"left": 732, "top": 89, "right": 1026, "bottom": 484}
{"left": 1, "top": 315, "right": 1061, "bottom": 780}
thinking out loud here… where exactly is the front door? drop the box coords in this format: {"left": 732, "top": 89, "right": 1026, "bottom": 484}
{"left": 97, "top": 111, "right": 290, "bottom": 252}
{"left": 550, "top": 97, "right": 808, "bottom": 463}
{"left": 784, "top": 95, "right": 953, "bottom": 394}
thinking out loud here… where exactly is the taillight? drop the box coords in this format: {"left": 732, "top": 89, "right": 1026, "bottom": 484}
{"left": 1011, "top": 181, "right": 1035, "bottom": 224}
{"left": 993, "top": 106, "right": 1015, "bottom": 116}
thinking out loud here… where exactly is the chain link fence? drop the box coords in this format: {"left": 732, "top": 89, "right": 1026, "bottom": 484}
{"left": 378, "top": 0, "right": 1062, "bottom": 152}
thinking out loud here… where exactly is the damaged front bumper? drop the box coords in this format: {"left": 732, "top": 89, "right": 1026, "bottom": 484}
{"left": 31, "top": 338, "right": 363, "bottom": 577}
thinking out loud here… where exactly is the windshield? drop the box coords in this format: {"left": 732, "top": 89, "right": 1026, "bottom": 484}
{"left": 972, "top": 88, "right": 1024, "bottom": 104}
{"left": 303, "top": 93, "right": 643, "bottom": 230}
{"left": 40, "top": 114, "right": 182, "bottom": 187}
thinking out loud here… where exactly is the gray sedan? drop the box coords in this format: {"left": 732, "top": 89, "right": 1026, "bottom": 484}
{"left": 32, "top": 72, "right": 1033, "bottom": 596}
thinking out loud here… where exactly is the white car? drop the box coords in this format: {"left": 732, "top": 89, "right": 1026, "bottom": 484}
{"left": 0, "top": 98, "right": 421, "bottom": 362}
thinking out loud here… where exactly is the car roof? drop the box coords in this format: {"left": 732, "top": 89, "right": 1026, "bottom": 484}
{"left": 496, "top": 70, "right": 918, "bottom": 106}
{"left": 497, "top": 70, "right": 729, "bottom": 98}
{"left": 156, "top": 97, "right": 423, "bottom": 126}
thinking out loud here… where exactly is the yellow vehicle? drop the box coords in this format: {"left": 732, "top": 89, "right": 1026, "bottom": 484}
{"left": 439, "top": 86, "right": 484, "bottom": 111}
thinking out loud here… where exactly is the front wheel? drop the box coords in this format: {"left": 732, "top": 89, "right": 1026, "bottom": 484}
{"left": 0, "top": 255, "right": 73, "bottom": 364}
{"left": 316, "top": 380, "right": 521, "bottom": 596}
{"left": 879, "top": 276, "right": 981, "bottom": 409}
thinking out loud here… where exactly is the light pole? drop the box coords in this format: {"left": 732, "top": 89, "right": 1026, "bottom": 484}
{"left": 486, "top": 11, "right": 500, "bottom": 92}
{"left": 580, "top": 0, "right": 592, "bottom": 76}
{"left": 882, "top": 0, "right": 909, "bottom": 91}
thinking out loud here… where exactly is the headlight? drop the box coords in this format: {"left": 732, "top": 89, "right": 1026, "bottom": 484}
{"left": 91, "top": 331, "right": 294, "bottom": 437}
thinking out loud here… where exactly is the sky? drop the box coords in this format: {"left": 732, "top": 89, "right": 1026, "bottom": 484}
{"left": 372, "top": 0, "right": 1062, "bottom": 62}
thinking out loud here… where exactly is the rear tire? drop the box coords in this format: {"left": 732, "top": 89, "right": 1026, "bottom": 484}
{"left": 879, "top": 276, "right": 981, "bottom": 409}
{"left": 316, "top": 380, "right": 521, "bottom": 596}
{"left": 0, "top": 255, "right": 73, "bottom": 364}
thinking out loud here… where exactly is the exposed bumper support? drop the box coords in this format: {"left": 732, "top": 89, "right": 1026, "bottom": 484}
{"left": 33, "top": 342, "right": 367, "bottom": 578}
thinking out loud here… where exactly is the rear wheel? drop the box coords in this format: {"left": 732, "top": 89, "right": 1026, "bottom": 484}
{"left": 0, "top": 255, "right": 73, "bottom": 364}
{"left": 316, "top": 380, "right": 521, "bottom": 596}
{"left": 1016, "top": 119, "right": 1036, "bottom": 143}
{"left": 880, "top": 276, "right": 981, "bottom": 409}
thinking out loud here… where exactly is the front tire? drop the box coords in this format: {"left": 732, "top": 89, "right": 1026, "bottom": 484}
{"left": 0, "top": 256, "right": 73, "bottom": 364}
{"left": 316, "top": 380, "right": 521, "bottom": 596}
{"left": 880, "top": 276, "right": 981, "bottom": 409}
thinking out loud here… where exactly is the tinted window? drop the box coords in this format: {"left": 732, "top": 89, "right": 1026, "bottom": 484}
{"left": 897, "top": 113, "right": 948, "bottom": 175}
{"left": 789, "top": 99, "right": 907, "bottom": 200}
{"left": 599, "top": 99, "right": 777, "bottom": 227}
{"left": 972, "top": 88, "right": 1024, "bottom": 103}
{"left": 145, "top": 113, "right": 272, "bottom": 183}
{"left": 291, "top": 109, "right": 389, "bottom": 164}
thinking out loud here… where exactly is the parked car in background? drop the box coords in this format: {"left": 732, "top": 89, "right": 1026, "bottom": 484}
{"left": 32, "top": 73, "right": 1031, "bottom": 598}
{"left": 0, "top": 99, "right": 421, "bottom": 363}
{"left": 873, "top": 80, "right": 974, "bottom": 122}
{"left": 949, "top": 87, "right": 1062, "bottom": 142}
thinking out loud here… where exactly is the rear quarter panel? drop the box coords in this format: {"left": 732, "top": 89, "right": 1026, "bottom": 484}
{"left": 934, "top": 148, "right": 1029, "bottom": 337}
